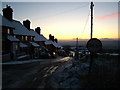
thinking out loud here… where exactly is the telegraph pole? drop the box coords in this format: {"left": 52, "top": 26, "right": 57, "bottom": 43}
{"left": 90, "top": 2, "right": 94, "bottom": 39}
{"left": 75, "top": 37, "right": 79, "bottom": 59}
{"left": 76, "top": 37, "right": 78, "bottom": 49}
{"left": 89, "top": 2, "right": 94, "bottom": 74}
{"left": 87, "top": 2, "right": 102, "bottom": 75}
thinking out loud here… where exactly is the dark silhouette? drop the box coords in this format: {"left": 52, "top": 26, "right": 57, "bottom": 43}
{"left": 3, "top": 5, "right": 13, "bottom": 21}
{"left": 49, "top": 34, "right": 54, "bottom": 42}
{"left": 54, "top": 38, "right": 58, "bottom": 43}
{"left": 49, "top": 34, "right": 52, "bottom": 40}
{"left": 10, "top": 52, "right": 14, "bottom": 60}
{"left": 23, "top": 19, "right": 31, "bottom": 30}
{"left": 35, "top": 27, "right": 41, "bottom": 35}
{"left": 29, "top": 45, "right": 35, "bottom": 59}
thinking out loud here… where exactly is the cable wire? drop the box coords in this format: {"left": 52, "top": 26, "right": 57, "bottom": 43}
{"left": 38, "top": 3, "right": 89, "bottom": 20}
{"left": 80, "top": 10, "right": 90, "bottom": 38}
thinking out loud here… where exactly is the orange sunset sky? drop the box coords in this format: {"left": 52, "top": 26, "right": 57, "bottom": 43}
{"left": 1, "top": 2, "right": 119, "bottom": 40}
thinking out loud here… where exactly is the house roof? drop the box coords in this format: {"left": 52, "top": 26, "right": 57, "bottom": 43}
{"left": 53, "top": 41, "right": 59, "bottom": 48}
{"left": 30, "top": 42, "right": 40, "bottom": 47}
{"left": 20, "top": 42, "right": 28, "bottom": 47}
{"left": 30, "top": 29, "right": 47, "bottom": 42}
{"left": 45, "top": 40, "right": 62, "bottom": 48}
{"left": 54, "top": 41, "right": 63, "bottom": 48}
{"left": 55, "top": 42, "right": 63, "bottom": 49}
{"left": 45, "top": 40, "right": 52, "bottom": 45}
{"left": 11, "top": 20, "right": 34, "bottom": 36}
{"left": 0, "top": 14, "right": 14, "bottom": 28}
{"left": 7, "top": 35, "right": 20, "bottom": 42}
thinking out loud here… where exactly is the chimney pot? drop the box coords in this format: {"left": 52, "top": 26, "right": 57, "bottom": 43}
{"left": 23, "top": 19, "right": 31, "bottom": 30}
{"left": 35, "top": 27, "right": 41, "bottom": 35}
{"left": 54, "top": 38, "right": 58, "bottom": 43}
{"left": 3, "top": 5, "right": 13, "bottom": 21}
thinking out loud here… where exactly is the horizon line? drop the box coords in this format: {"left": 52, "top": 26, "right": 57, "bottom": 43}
{"left": 58, "top": 38, "right": 120, "bottom": 41}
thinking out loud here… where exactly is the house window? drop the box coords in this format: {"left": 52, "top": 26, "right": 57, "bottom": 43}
{"left": 31, "top": 36, "right": 33, "bottom": 41}
{"left": 14, "top": 35, "right": 16, "bottom": 38}
{"left": 22, "top": 36, "right": 24, "bottom": 41}
{"left": 16, "top": 44, "right": 18, "bottom": 50}
{"left": 7, "top": 29, "right": 10, "bottom": 34}
{"left": 26, "top": 36, "right": 27, "bottom": 41}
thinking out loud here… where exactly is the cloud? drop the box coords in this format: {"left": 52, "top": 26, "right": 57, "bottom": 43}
{"left": 95, "top": 12, "right": 120, "bottom": 20}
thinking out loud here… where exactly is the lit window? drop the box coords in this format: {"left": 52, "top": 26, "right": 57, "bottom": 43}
{"left": 14, "top": 35, "right": 16, "bottom": 38}
{"left": 26, "top": 36, "right": 27, "bottom": 40}
{"left": 22, "top": 36, "right": 24, "bottom": 40}
{"left": 16, "top": 45, "right": 18, "bottom": 50}
{"left": 7, "top": 29, "right": 10, "bottom": 34}
{"left": 31, "top": 36, "right": 33, "bottom": 41}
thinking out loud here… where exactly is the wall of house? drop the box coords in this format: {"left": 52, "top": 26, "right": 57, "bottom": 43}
{"left": 23, "top": 36, "right": 26, "bottom": 41}
{"left": 2, "top": 41, "right": 11, "bottom": 54}
{"left": 16, "top": 35, "right": 22, "bottom": 40}
{"left": 35, "top": 41, "right": 45, "bottom": 46}
{"left": 12, "top": 42, "right": 20, "bottom": 59}
{"left": 2, "top": 26, "right": 13, "bottom": 40}
{"left": 45, "top": 44, "right": 56, "bottom": 57}
{"left": 46, "top": 45, "right": 56, "bottom": 52}
{"left": 2, "top": 41, "right": 19, "bottom": 62}
{"left": 2, "top": 26, "right": 13, "bottom": 34}
{"left": 27, "top": 36, "right": 33, "bottom": 41}
{"left": 15, "top": 35, "right": 34, "bottom": 42}
{"left": 2, "top": 26, "right": 14, "bottom": 54}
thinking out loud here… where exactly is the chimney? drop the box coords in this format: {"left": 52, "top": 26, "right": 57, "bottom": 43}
{"left": 3, "top": 5, "right": 13, "bottom": 21}
{"left": 35, "top": 27, "right": 41, "bottom": 35}
{"left": 49, "top": 34, "right": 52, "bottom": 40}
{"left": 23, "top": 19, "right": 31, "bottom": 30}
{"left": 49, "top": 34, "right": 54, "bottom": 41}
{"left": 54, "top": 38, "right": 58, "bottom": 43}
{"left": 51, "top": 36, "right": 54, "bottom": 42}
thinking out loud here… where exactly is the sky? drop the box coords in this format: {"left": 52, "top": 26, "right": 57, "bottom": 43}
{"left": 0, "top": 2, "right": 119, "bottom": 40}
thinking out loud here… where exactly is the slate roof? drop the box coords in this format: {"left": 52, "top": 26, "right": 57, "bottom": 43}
{"left": 45, "top": 40, "right": 62, "bottom": 48}
{"left": 30, "top": 29, "right": 47, "bottom": 42}
{"left": 45, "top": 40, "right": 52, "bottom": 45}
{"left": 20, "top": 42, "right": 28, "bottom": 47}
{"left": 7, "top": 35, "right": 20, "bottom": 41}
{"left": 0, "top": 14, "right": 14, "bottom": 28}
{"left": 1, "top": 14, "right": 63, "bottom": 49}
{"left": 30, "top": 42, "right": 40, "bottom": 47}
{"left": 11, "top": 20, "right": 34, "bottom": 36}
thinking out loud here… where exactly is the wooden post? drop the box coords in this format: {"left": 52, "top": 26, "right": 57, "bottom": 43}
{"left": 75, "top": 37, "right": 79, "bottom": 59}
{"left": 76, "top": 37, "right": 78, "bottom": 50}
{"left": 90, "top": 2, "right": 94, "bottom": 39}
{"left": 89, "top": 2, "right": 94, "bottom": 74}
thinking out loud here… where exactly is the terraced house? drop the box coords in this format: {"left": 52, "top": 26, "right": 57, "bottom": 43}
{"left": 1, "top": 5, "right": 63, "bottom": 62}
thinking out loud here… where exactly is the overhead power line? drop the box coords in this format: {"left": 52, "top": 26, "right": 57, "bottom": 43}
{"left": 83, "top": 11, "right": 90, "bottom": 33}
{"left": 38, "top": 3, "right": 89, "bottom": 20}
{"left": 80, "top": 10, "right": 90, "bottom": 38}
{"left": 54, "top": 3, "right": 89, "bottom": 15}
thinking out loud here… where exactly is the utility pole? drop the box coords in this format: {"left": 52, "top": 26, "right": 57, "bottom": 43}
{"left": 87, "top": 2, "right": 102, "bottom": 75}
{"left": 76, "top": 37, "right": 78, "bottom": 49}
{"left": 90, "top": 2, "right": 94, "bottom": 39}
{"left": 75, "top": 37, "right": 79, "bottom": 59}
{"left": 89, "top": 2, "right": 94, "bottom": 74}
